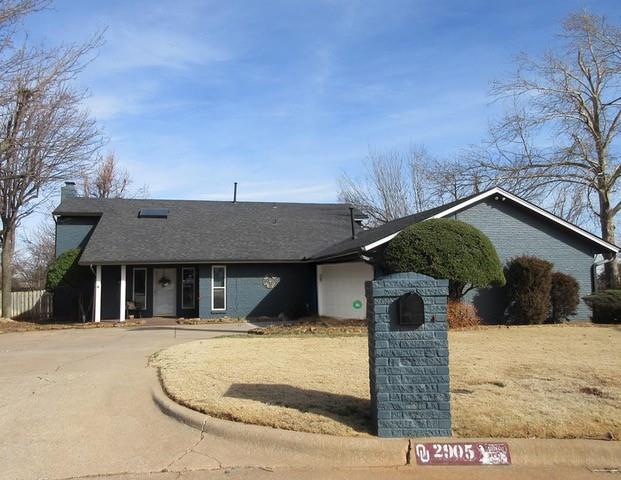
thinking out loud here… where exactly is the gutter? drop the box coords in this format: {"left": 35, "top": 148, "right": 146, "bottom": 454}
{"left": 79, "top": 251, "right": 370, "bottom": 266}
{"left": 305, "top": 248, "right": 365, "bottom": 264}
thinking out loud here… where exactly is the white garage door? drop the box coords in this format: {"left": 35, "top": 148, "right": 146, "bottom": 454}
{"left": 317, "top": 262, "right": 374, "bottom": 319}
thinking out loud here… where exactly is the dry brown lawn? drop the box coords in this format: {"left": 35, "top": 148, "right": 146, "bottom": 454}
{"left": 153, "top": 324, "right": 621, "bottom": 439}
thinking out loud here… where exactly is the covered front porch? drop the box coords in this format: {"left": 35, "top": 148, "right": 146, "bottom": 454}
{"left": 93, "top": 264, "right": 198, "bottom": 322}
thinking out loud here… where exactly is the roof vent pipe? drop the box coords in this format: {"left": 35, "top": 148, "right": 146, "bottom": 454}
{"left": 233, "top": 182, "right": 238, "bottom": 203}
{"left": 349, "top": 207, "right": 356, "bottom": 239}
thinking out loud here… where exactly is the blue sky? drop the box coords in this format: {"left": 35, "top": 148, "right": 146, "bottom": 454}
{"left": 22, "top": 0, "right": 621, "bottom": 208}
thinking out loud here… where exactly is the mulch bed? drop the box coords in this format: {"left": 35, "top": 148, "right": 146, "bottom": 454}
{"left": 0, "top": 318, "right": 145, "bottom": 334}
{"left": 248, "top": 316, "right": 367, "bottom": 336}
{"left": 176, "top": 317, "right": 247, "bottom": 325}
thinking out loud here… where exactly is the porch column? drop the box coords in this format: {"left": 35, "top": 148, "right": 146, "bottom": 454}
{"left": 120, "top": 265, "right": 126, "bottom": 322}
{"left": 94, "top": 265, "right": 101, "bottom": 323}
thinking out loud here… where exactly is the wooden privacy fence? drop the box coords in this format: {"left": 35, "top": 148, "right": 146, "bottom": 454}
{"left": 0, "top": 290, "right": 53, "bottom": 321}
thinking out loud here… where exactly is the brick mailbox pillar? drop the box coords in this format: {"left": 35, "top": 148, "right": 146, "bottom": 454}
{"left": 366, "top": 272, "right": 451, "bottom": 437}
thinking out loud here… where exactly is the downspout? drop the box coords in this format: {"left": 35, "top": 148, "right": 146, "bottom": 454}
{"left": 52, "top": 215, "right": 58, "bottom": 259}
{"left": 591, "top": 255, "right": 616, "bottom": 293}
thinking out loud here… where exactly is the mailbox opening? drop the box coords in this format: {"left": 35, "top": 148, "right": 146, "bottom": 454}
{"left": 398, "top": 292, "right": 425, "bottom": 327}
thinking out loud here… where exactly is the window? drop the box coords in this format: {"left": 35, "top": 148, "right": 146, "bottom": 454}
{"left": 133, "top": 268, "right": 147, "bottom": 310}
{"left": 138, "top": 208, "right": 169, "bottom": 218}
{"left": 182, "top": 267, "right": 195, "bottom": 309}
{"left": 211, "top": 265, "right": 226, "bottom": 311}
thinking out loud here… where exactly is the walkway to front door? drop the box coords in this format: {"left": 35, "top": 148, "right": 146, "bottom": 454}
{"left": 153, "top": 267, "right": 177, "bottom": 316}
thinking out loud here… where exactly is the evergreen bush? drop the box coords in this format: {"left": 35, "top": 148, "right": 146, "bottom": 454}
{"left": 583, "top": 289, "right": 621, "bottom": 324}
{"left": 384, "top": 218, "right": 505, "bottom": 299}
{"left": 550, "top": 272, "right": 580, "bottom": 323}
{"left": 504, "top": 256, "right": 553, "bottom": 324}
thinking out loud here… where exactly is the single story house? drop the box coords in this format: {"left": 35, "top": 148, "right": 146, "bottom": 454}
{"left": 53, "top": 182, "right": 618, "bottom": 323}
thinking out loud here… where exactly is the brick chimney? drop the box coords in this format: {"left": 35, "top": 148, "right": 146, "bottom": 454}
{"left": 60, "top": 181, "right": 78, "bottom": 201}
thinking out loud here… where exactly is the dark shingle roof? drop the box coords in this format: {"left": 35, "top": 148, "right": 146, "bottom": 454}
{"left": 310, "top": 190, "right": 508, "bottom": 259}
{"left": 54, "top": 197, "right": 361, "bottom": 264}
{"left": 309, "top": 201, "right": 462, "bottom": 260}
{"left": 311, "top": 186, "right": 620, "bottom": 259}
{"left": 56, "top": 186, "right": 618, "bottom": 266}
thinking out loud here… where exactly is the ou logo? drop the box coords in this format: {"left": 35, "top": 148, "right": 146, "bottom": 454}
{"left": 415, "top": 444, "right": 431, "bottom": 463}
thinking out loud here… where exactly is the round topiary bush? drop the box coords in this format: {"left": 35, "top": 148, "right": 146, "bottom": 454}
{"left": 383, "top": 218, "right": 505, "bottom": 299}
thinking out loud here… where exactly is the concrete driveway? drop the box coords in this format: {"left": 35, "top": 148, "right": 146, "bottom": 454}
{"left": 0, "top": 323, "right": 255, "bottom": 480}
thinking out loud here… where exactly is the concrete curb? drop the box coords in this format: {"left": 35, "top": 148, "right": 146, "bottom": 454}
{"left": 151, "top": 373, "right": 408, "bottom": 466}
{"left": 151, "top": 373, "right": 621, "bottom": 469}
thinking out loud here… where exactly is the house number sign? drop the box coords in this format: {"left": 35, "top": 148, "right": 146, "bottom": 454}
{"left": 414, "top": 442, "right": 511, "bottom": 466}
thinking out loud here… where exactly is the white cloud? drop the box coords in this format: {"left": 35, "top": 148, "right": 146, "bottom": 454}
{"left": 84, "top": 94, "right": 136, "bottom": 120}
{"left": 97, "top": 24, "right": 230, "bottom": 72}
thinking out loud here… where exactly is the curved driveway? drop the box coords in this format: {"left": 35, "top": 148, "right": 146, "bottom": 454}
{"left": 0, "top": 323, "right": 254, "bottom": 479}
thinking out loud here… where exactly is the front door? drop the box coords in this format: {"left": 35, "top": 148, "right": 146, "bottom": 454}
{"left": 153, "top": 267, "right": 177, "bottom": 316}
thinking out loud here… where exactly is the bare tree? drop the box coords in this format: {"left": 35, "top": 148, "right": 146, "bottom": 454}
{"left": 0, "top": 1, "right": 44, "bottom": 23}
{"left": 80, "top": 151, "right": 147, "bottom": 199}
{"left": 13, "top": 219, "right": 54, "bottom": 289}
{"left": 463, "top": 11, "right": 621, "bottom": 286}
{"left": 0, "top": 38, "right": 102, "bottom": 317}
{"left": 0, "top": 1, "right": 47, "bottom": 51}
{"left": 338, "top": 146, "right": 435, "bottom": 225}
{"left": 426, "top": 157, "right": 485, "bottom": 203}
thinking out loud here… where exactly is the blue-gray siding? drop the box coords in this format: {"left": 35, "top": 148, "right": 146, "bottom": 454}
{"left": 68, "top": 262, "right": 314, "bottom": 321}
{"left": 198, "top": 264, "right": 316, "bottom": 319}
{"left": 53, "top": 216, "right": 99, "bottom": 321}
{"left": 453, "top": 198, "right": 596, "bottom": 321}
{"left": 55, "top": 216, "right": 99, "bottom": 258}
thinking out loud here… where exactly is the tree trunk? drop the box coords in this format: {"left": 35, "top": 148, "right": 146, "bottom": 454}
{"left": 598, "top": 192, "right": 619, "bottom": 289}
{"left": 449, "top": 281, "right": 466, "bottom": 301}
{"left": 1, "top": 224, "right": 15, "bottom": 318}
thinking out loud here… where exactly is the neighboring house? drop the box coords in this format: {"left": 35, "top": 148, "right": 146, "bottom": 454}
{"left": 53, "top": 182, "right": 618, "bottom": 323}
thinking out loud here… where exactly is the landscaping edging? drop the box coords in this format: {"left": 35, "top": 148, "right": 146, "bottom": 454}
{"left": 151, "top": 371, "right": 621, "bottom": 469}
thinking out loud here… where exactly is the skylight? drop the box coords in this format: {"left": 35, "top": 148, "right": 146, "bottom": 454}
{"left": 138, "top": 208, "right": 169, "bottom": 218}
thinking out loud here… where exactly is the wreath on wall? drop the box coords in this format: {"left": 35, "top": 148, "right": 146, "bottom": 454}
{"left": 263, "top": 274, "right": 279, "bottom": 289}
{"left": 158, "top": 276, "right": 171, "bottom": 287}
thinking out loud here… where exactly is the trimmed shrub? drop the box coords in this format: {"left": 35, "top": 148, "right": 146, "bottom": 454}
{"left": 504, "top": 256, "right": 553, "bottom": 325}
{"left": 550, "top": 272, "right": 580, "bottom": 323}
{"left": 583, "top": 289, "right": 621, "bottom": 324}
{"left": 447, "top": 301, "right": 481, "bottom": 329}
{"left": 46, "top": 249, "right": 92, "bottom": 322}
{"left": 384, "top": 219, "right": 505, "bottom": 299}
